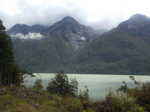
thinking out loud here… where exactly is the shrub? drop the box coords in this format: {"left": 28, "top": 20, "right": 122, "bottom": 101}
{"left": 79, "top": 86, "right": 89, "bottom": 100}
{"left": 47, "top": 72, "right": 78, "bottom": 96}
{"left": 32, "top": 79, "right": 43, "bottom": 92}
{"left": 128, "top": 82, "right": 150, "bottom": 112}
{"left": 94, "top": 92, "right": 145, "bottom": 112}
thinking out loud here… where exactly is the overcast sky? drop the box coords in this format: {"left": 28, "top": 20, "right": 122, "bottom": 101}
{"left": 0, "top": 0, "right": 150, "bottom": 29}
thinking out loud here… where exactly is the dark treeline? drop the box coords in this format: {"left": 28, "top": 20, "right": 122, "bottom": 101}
{"left": 0, "top": 20, "right": 24, "bottom": 86}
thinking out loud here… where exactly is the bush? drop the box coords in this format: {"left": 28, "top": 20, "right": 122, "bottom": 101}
{"left": 79, "top": 86, "right": 89, "bottom": 100}
{"left": 94, "top": 92, "right": 145, "bottom": 112}
{"left": 128, "top": 82, "right": 150, "bottom": 112}
{"left": 32, "top": 79, "right": 43, "bottom": 92}
{"left": 47, "top": 72, "right": 78, "bottom": 96}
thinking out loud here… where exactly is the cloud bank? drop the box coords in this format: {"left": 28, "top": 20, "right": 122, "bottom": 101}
{"left": 1, "top": 0, "right": 150, "bottom": 30}
{"left": 11, "top": 32, "right": 44, "bottom": 39}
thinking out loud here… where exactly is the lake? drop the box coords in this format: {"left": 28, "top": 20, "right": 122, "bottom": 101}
{"left": 24, "top": 73, "right": 150, "bottom": 100}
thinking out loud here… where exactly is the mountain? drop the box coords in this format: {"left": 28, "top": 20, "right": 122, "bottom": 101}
{"left": 9, "top": 14, "right": 150, "bottom": 74}
{"left": 117, "top": 14, "right": 150, "bottom": 37}
{"left": 10, "top": 16, "right": 100, "bottom": 72}
{"left": 9, "top": 16, "right": 99, "bottom": 49}
{"left": 44, "top": 16, "right": 99, "bottom": 49}
{"left": 71, "top": 14, "right": 150, "bottom": 74}
{"left": 12, "top": 36, "right": 75, "bottom": 72}
{"left": 8, "top": 24, "right": 48, "bottom": 35}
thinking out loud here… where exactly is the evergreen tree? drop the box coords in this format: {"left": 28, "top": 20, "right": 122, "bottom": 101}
{"left": 47, "top": 72, "right": 78, "bottom": 96}
{"left": 33, "top": 79, "right": 43, "bottom": 91}
{"left": 0, "top": 19, "right": 22, "bottom": 86}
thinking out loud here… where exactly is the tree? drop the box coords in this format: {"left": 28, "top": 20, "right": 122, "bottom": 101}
{"left": 79, "top": 86, "right": 89, "bottom": 100}
{"left": 0, "top": 19, "right": 23, "bottom": 86}
{"left": 32, "top": 79, "right": 43, "bottom": 92}
{"left": 47, "top": 72, "right": 78, "bottom": 96}
{"left": 117, "top": 81, "right": 128, "bottom": 93}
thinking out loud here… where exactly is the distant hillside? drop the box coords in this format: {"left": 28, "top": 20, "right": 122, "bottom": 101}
{"left": 72, "top": 14, "right": 150, "bottom": 74}
{"left": 12, "top": 36, "right": 75, "bottom": 72}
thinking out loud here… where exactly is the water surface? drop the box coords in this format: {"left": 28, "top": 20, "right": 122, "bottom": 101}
{"left": 24, "top": 73, "right": 150, "bottom": 100}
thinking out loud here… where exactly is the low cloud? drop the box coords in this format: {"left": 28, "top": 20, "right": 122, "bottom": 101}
{"left": 11, "top": 33, "right": 44, "bottom": 39}
{"left": 0, "top": 0, "right": 89, "bottom": 29}
{"left": 1, "top": 0, "right": 150, "bottom": 30}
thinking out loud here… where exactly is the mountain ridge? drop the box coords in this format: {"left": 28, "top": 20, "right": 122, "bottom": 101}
{"left": 9, "top": 16, "right": 100, "bottom": 49}
{"left": 117, "top": 14, "right": 150, "bottom": 37}
{"left": 71, "top": 14, "right": 150, "bottom": 74}
{"left": 9, "top": 14, "right": 150, "bottom": 74}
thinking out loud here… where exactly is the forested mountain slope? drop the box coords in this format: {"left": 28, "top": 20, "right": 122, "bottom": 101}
{"left": 72, "top": 14, "right": 150, "bottom": 74}
{"left": 9, "top": 14, "right": 150, "bottom": 74}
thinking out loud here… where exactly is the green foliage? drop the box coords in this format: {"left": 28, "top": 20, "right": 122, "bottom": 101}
{"left": 47, "top": 72, "right": 78, "bottom": 96}
{"left": 116, "top": 77, "right": 150, "bottom": 112}
{"left": 94, "top": 93, "right": 145, "bottom": 112}
{"left": 32, "top": 79, "right": 43, "bottom": 92}
{"left": 79, "top": 86, "right": 89, "bottom": 100}
{"left": 0, "top": 86, "right": 86, "bottom": 112}
{"left": 0, "top": 94, "right": 38, "bottom": 112}
{"left": 128, "top": 82, "right": 150, "bottom": 112}
{"left": 0, "top": 82, "right": 149, "bottom": 112}
{"left": 0, "top": 20, "right": 23, "bottom": 86}
{"left": 117, "top": 81, "right": 129, "bottom": 93}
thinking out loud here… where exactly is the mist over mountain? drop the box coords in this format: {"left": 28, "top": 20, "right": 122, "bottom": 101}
{"left": 8, "top": 24, "right": 48, "bottom": 35}
{"left": 9, "top": 16, "right": 101, "bottom": 49}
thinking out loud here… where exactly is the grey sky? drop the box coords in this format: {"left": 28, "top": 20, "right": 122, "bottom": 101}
{"left": 1, "top": 0, "right": 150, "bottom": 30}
